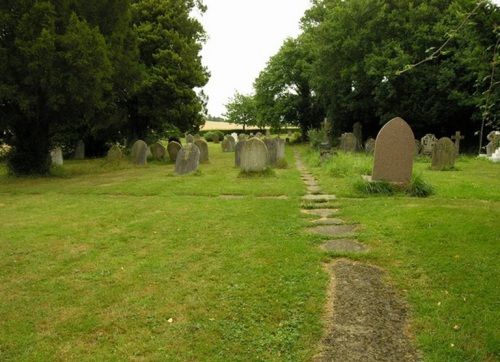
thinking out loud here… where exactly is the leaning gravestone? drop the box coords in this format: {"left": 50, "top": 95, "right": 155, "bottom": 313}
{"left": 431, "top": 137, "right": 456, "bottom": 170}
{"left": 175, "top": 143, "right": 200, "bottom": 175}
{"left": 420, "top": 134, "right": 438, "bottom": 156}
{"left": 150, "top": 142, "right": 166, "bottom": 160}
{"left": 263, "top": 138, "right": 278, "bottom": 166}
{"left": 221, "top": 138, "right": 233, "bottom": 152}
{"left": 240, "top": 138, "right": 269, "bottom": 172}
{"left": 131, "top": 140, "right": 148, "bottom": 165}
{"left": 234, "top": 139, "right": 246, "bottom": 167}
{"left": 194, "top": 139, "right": 209, "bottom": 163}
{"left": 107, "top": 145, "right": 123, "bottom": 161}
{"left": 372, "top": 117, "right": 415, "bottom": 184}
{"left": 50, "top": 147, "right": 63, "bottom": 165}
{"left": 167, "top": 141, "right": 182, "bottom": 163}
{"left": 74, "top": 139, "right": 85, "bottom": 160}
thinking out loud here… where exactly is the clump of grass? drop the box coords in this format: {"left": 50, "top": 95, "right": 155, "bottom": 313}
{"left": 406, "top": 173, "right": 435, "bottom": 197}
{"left": 354, "top": 178, "right": 396, "bottom": 195}
{"left": 324, "top": 153, "right": 372, "bottom": 178}
{"left": 275, "top": 159, "right": 288, "bottom": 169}
{"left": 354, "top": 173, "right": 434, "bottom": 198}
{"left": 238, "top": 167, "right": 276, "bottom": 178}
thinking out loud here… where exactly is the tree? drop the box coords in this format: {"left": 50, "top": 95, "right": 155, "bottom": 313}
{"left": 127, "top": 0, "right": 209, "bottom": 142}
{"left": 224, "top": 92, "right": 257, "bottom": 131}
{"left": 0, "top": 1, "right": 114, "bottom": 175}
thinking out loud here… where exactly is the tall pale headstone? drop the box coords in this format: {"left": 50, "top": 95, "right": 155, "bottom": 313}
{"left": 372, "top": 117, "right": 415, "bottom": 184}
{"left": 131, "top": 140, "right": 148, "bottom": 165}
{"left": 234, "top": 139, "right": 246, "bottom": 167}
{"left": 175, "top": 143, "right": 200, "bottom": 175}
{"left": 167, "top": 141, "right": 182, "bottom": 163}
{"left": 431, "top": 137, "right": 456, "bottom": 170}
{"left": 240, "top": 138, "right": 269, "bottom": 172}
{"left": 420, "top": 134, "right": 438, "bottom": 156}
{"left": 50, "top": 147, "right": 63, "bottom": 165}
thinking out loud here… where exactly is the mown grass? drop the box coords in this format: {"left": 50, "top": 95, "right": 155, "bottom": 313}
{"left": 301, "top": 146, "right": 499, "bottom": 361}
{"left": 0, "top": 143, "right": 326, "bottom": 361}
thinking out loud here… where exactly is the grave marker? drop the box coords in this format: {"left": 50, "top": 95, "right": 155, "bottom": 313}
{"left": 175, "top": 143, "right": 200, "bottom": 175}
{"left": 131, "top": 140, "right": 148, "bottom": 165}
{"left": 167, "top": 141, "right": 182, "bottom": 162}
{"left": 431, "top": 137, "right": 456, "bottom": 170}
{"left": 240, "top": 138, "right": 269, "bottom": 172}
{"left": 451, "top": 131, "right": 464, "bottom": 156}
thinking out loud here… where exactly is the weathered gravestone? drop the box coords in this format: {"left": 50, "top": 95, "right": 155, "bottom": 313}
{"left": 263, "top": 138, "right": 278, "bottom": 166}
{"left": 74, "top": 140, "right": 85, "bottom": 160}
{"left": 276, "top": 137, "right": 285, "bottom": 160}
{"left": 167, "top": 141, "right": 182, "bottom": 163}
{"left": 50, "top": 147, "right": 63, "bottom": 165}
{"left": 240, "top": 138, "right": 269, "bottom": 172}
{"left": 185, "top": 134, "right": 195, "bottom": 144}
{"left": 420, "top": 134, "right": 438, "bottom": 156}
{"left": 227, "top": 135, "right": 236, "bottom": 150}
{"left": 107, "top": 145, "right": 123, "bottom": 161}
{"left": 194, "top": 134, "right": 202, "bottom": 141}
{"left": 451, "top": 131, "right": 464, "bottom": 156}
{"left": 255, "top": 132, "right": 263, "bottom": 139}
{"left": 414, "top": 140, "right": 422, "bottom": 156}
{"left": 131, "top": 140, "right": 148, "bottom": 165}
{"left": 431, "top": 137, "right": 456, "bottom": 170}
{"left": 194, "top": 139, "right": 209, "bottom": 163}
{"left": 235, "top": 139, "right": 246, "bottom": 167}
{"left": 151, "top": 142, "right": 166, "bottom": 160}
{"left": 353, "top": 122, "right": 363, "bottom": 151}
{"left": 341, "top": 133, "right": 357, "bottom": 153}
{"left": 221, "top": 138, "right": 233, "bottom": 152}
{"left": 211, "top": 133, "right": 220, "bottom": 143}
{"left": 372, "top": 117, "right": 415, "bottom": 184}
{"left": 486, "top": 131, "right": 500, "bottom": 156}
{"left": 365, "top": 138, "right": 375, "bottom": 155}
{"left": 175, "top": 143, "right": 200, "bottom": 175}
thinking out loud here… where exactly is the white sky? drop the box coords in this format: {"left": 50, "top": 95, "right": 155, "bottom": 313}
{"left": 198, "top": 0, "right": 312, "bottom": 117}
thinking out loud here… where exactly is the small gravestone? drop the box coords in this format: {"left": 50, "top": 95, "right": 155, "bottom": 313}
{"left": 235, "top": 139, "right": 246, "bottom": 167}
{"left": 221, "top": 138, "right": 232, "bottom": 152}
{"left": 365, "top": 138, "right": 375, "bottom": 155}
{"left": 151, "top": 142, "right": 166, "bottom": 160}
{"left": 414, "top": 140, "right": 421, "bottom": 156}
{"left": 167, "top": 141, "right": 182, "bottom": 162}
{"left": 194, "top": 134, "right": 201, "bottom": 140}
{"left": 175, "top": 143, "right": 200, "bottom": 175}
{"left": 194, "top": 139, "right": 209, "bottom": 163}
{"left": 276, "top": 137, "right": 285, "bottom": 160}
{"left": 74, "top": 140, "right": 85, "bottom": 160}
{"left": 185, "top": 134, "right": 194, "bottom": 144}
{"left": 353, "top": 122, "right": 363, "bottom": 151}
{"left": 372, "top": 117, "right": 415, "bottom": 184}
{"left": 231, "top": 132, "right": 238, "bottom": 142}
{"left": 431, "top": 137, "right": 456, "bottom": 170}
{"left": 421, "top": 134, "right": 438, "bottom": 156}
{"left": 240, "top": 138, "right": 269, "bottom": 172}
{"left": 50, "top": 147, "right": 63, "bottom": 165}
{"left": 227, "top": 135, "right": 236, "bottom": 150}
{"left": 211, "top": 133, "right": 220, "bottom": 143}
{"left": 255, "top": 132, "right": 263, "bottom": 139}
{"left": 263, "top": 138, "right": 278, "bottom": 165}
{"left": 341, "top": 133, "right": 357, "bottom": 153}
{"left": 131, "top": 140, "right": 148, "bottom": 165}
{"left": 486, "top": 131, "right": 500, "bottom": 156}
{"left": 265, "top": 130, "right": 271, "bottom": 138}
{"left": 451, "top": 131, "right": 464, "bottom": 156}
{"left": 107, "top": 145, "right": 123, "bottom": 161}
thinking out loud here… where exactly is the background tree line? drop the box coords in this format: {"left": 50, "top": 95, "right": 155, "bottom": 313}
{"left": 0, "top": 0, "right": 209, "bottom": 175}
{"left": 225, "top": 0, "right": 499, "bottom": 149}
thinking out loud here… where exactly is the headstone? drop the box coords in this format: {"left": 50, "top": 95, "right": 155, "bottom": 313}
{"left": 240, "top": 138, "right": 269, "bottom": 172}
{"left": 341, "top": 133, "right": 357, "bottom": 153}
{"left": 221, "top": 138, "right": 232, "bottom": 152}
{"left": 50, "top": 147, "right": 63, "bottom": 165}
{"left": 131, "top": 140, "right": 148, "bottom": 165}
{"left": 420, "top": 134, "right": 438, "bottom": 156}
{"left": 235, "top": 139, "right": 246, "bottom": 167}
{"left": 211, "top": 133, "right": 220, "bottom": 143}
{"left": 74, "top": 140, "right": 85, "bottom": 160}
{"left": 353, "top": 122, "right": 362, "bottom": 151}
{"left": 263, "top": 138, "right": 278, "bottom": 166}
{"left": 167, "top": 141, "right": 182, "bottom": 163}
{"left": 227, "top": 135, "right": 236, "bottom": 150}
{"left": 322, "top": 118, "right": 331, "bottom": 132}
{"left": 372, "top": 117, "right": 415, "bottom": 184}
{"left": 194, "top": 134, "right": 201, "bottom": 140}
{"left": 431, "top": 137, "right": 456, "bottom": 170}
{"left": 451, "top": 131, "right": 465, "bottom": 156}
{"left": 365, "top": 138, "right": 375, "bottom": 155}
{"left": 265, "top": 129, "right": 271, "bottom": 138}
{"left": 255, "top": 132, "right": 263, "bottom": 139}
{"left": 231, "top": 132, "right": 238, "bottom": 143}
{"left": 194, "top": 139, "right": 209, "bottom": 163}
{"left": 185, "top": 134, "right": 194, "bottom": 144}
{"left": 107, "top": 145, "right": 123, "bottom": 161}
{"left": 486, "top": 131, "right": 500, "bottom": 156}
{"left": 414, "top": 140, "right": 421, "bottom": 156}
{"left": 175, "top": 143, "right": 200, "bottom": 175}
{"left": 151, "top": 142, "right": 166, "bottom": 160}
{"left": 276, "top": 137, "right": 285, "bottom": 160}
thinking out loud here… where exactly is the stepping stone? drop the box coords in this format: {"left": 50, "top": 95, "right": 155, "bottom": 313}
{"left": 321, "top": 239, "right": 368, "bottom": 253}
{"left": 302, "top": 194, "right": 336, "bottom": 201}
{"left": 301, "top": 209, "right": 340, "bottom": 218}
{"left": 304, "top": 180, "right": 320, "bottom": 187}
{"left": 307, "top": 185, "right": 322, "bottom": 193}
{"left": 311, "top": 218, "right": 345, "bottom": 225}
{"left": 308, "top": 224, "right": 357, "bottom": 237}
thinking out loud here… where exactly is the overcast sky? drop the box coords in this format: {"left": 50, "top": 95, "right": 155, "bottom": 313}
{"left": 198, "top": 0, "right": 311, "bottom": 117}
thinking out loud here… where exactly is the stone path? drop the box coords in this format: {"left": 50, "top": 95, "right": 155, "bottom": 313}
{"left": 294, "top": 149, "right": 419, "bottom": 362}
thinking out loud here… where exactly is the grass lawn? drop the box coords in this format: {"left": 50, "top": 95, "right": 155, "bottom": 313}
{"left": 0, "top": 142, "right": 498, "bottom": 361}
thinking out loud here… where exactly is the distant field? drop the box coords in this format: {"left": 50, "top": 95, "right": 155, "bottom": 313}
{"left": 200, "top": 121, "right": 265, "bottom": 131}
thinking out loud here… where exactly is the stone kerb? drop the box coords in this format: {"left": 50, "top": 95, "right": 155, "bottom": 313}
{"left": 372, "top": 117, "right": 415, "bottom": 184}
{"left": 167, "top": 141, "right": 182, "bottom": 163}
{"left": 240, "top": 138, "right": 269, "bottom": 172}
{"left": 194, "top": 139, "right": 209, "bottom": 163}
{"left": 175, "top": 143, "right": 200, "bottom": 175}
{"left": 131, "top": 140, "right": 148, "bottom": 165}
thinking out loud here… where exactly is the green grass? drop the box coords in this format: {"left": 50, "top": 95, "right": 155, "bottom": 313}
{"left": 1, "top": 143, "right": 498, "bottom": 361}
{"left": 301, "top": 146, "right": 499, "bottom": 361}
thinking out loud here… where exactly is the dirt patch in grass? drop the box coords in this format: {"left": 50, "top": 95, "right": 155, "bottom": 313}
{"left": 315, "top": 259, "right": 419, "bottom": 362}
